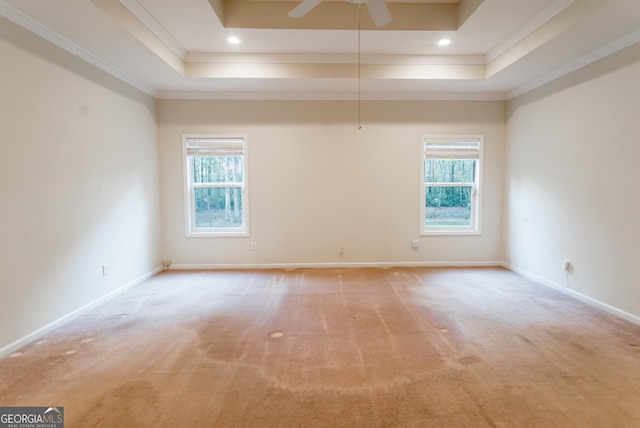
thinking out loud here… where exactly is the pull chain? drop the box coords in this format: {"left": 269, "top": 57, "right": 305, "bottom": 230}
{"left": 357, "top": 3, "right": 362, "bottom": 130}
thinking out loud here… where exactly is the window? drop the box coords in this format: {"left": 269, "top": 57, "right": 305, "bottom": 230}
{"left": 421, "top": 135, "right": 482, "bottom": 235}
{"left": 183, "top": 134, "right": 248, "bottom": 236}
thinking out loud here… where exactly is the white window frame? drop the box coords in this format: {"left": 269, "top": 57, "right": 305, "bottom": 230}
{"left": 182, "top": 134, "right": 249, "bottom": 237}
{"left": 420, "top": 135, "right": 483, "bottom": 236}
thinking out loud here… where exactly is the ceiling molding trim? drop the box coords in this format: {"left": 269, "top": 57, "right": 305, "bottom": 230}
{"left": 486, "top": 0, "right": 575, "bottom": 63}
{"left": 157, "top": 90, "right": 507, "bottom": 102}
{"left": 119, "top": 0, "right": 186, "bottom": 60}
{"left": 507, "top": 28, "right": 640, "bottom": 99}
{"left": 0, "top": 0, "right": 157, "bottom": 97}
{"left": 186, "top": 52, "right": 486, "bottom": 65}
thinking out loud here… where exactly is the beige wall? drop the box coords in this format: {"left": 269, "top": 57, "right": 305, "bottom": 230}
{"left": 505, "top": 42, "right": 640, "bottom": 319}
{"left": 158, "top": 99, "right": 505, "bottom": 267}
{"left": 0, "top": 18, "right": 161, "bottom": 351}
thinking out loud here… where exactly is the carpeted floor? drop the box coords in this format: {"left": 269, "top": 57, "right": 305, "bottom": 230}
{"left": 1, "top": 267, "right": 640, "bottom": 427}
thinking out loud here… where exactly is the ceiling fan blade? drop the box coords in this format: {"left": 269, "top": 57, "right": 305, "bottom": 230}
{"left": 366, "top": 0, "right": 392, "bottom": 27}
{"left": 288, "top": 0, "right": 324, "bottom": 18}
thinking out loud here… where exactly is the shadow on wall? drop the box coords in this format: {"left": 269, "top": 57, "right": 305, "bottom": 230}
{"left": 0, "top": 15, "right": 154, "bottom": 114}
{"left": 507, "top": 42, "right": 640, "bottom": 114}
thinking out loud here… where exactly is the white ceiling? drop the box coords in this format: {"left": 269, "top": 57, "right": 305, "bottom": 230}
{"left": 1, "top": 0, "right": 640, "bottom": 100}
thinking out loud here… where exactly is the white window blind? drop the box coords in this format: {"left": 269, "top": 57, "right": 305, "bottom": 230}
{"left": 424, "top": 137, "right": 481, "bottom": 160}
{"left": 185, "top": 137, "right": 245, "bottom": 157}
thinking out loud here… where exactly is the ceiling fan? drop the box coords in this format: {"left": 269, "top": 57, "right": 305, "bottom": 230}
{"left": 288, "top": 0, "right": 392, "bottom": 28}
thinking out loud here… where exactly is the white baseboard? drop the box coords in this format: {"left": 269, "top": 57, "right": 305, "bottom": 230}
{"left": 503, "top": 262, "right": 640, "bottom": 327}
{"left": 0, "top": 266, "right": 163, "bottom": 359}
{"left": 168, "top": 261, "right": 504, "bottom": 270}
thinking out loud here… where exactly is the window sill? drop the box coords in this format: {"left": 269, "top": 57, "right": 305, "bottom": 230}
{"left": 421, "top": 229, "right": 481, "bottom": 236}
{"left": 186, "top": 230, "right": 249, "bottom": 238}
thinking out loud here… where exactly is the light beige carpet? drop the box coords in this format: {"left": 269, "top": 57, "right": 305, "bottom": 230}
{"left": 2, "top": 267, "right": 640, "bottom": 427}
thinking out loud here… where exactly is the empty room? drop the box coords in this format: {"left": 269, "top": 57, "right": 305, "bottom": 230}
{"left": 1, "top": 0, "right": 640, "bottom": 426}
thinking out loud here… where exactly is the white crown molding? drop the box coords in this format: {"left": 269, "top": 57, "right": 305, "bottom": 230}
{"left": 157, "top": 90, "right": 507, "bottom": 101}
{"left": 158, "top": 91, "right": 356, "bottom": 101}
{"left": 4, "top": 0, "right": 634, "bottom": 104}
{"left": 0, "top": 0, "right": 157, "bottom": 97}
{"left": 186, "top": 52, "right": 486, "bottom": 65}
{"left": 507, "top": 28, "right": 640, "bottom": 99}
{"left": 486, "top": 0, "right": 575, "bottom": 63}
{"left": 119, "top": 0, "right": 186, "bottom": 60}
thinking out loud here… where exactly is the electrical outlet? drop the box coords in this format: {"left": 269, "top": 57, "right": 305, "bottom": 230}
{"left": 251, "top": 242, "right": 257, "bottom": 250}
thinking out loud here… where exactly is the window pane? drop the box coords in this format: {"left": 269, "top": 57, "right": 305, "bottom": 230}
{"left": 194, "top": 187, "right": 243, "bottom": 228}
{"left": 192, "top": 156, "right": 243, "bottom": 183}
{"left": 425, "top": 159, "right": 476, "bottom": 183}
{"left": 425, "top": 186, "right": 472, "bottom": 227}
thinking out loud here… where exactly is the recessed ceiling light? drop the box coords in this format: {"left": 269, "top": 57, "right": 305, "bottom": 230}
{"left": 227, "top": 36, "right": 241, "bottom": 45}
{"left": 438, "top": 38, "right": 451, "bottom": 46}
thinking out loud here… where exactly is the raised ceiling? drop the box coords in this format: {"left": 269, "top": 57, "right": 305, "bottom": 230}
{"left": 218, "top": 0, "right": 478, "bottom": 31}
{"left": 1, "top": 0, "right": 639, "bottom": 100}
